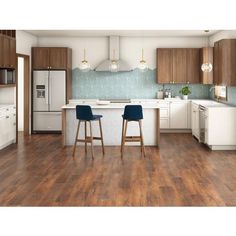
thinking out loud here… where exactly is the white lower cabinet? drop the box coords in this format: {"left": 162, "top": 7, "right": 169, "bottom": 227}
{"left": 191, "top": 103, "right": 199, "bottom": 139}
{"left": 169, "top": 101, "right": 188, "bottom": 129}
{"left": 0, "top": 105, "right": 16, "bottom": 150}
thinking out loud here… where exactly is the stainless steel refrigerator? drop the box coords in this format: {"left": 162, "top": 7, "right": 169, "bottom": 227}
{"left": 33, "top": 70, "right": 66, "bottom": 132}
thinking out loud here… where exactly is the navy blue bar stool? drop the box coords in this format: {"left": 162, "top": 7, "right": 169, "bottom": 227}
{"left": 121, "top": 105, "right": 145, "bottom": 157}
{"left": 73, "top": 105, "right": 105, "bottom": 159}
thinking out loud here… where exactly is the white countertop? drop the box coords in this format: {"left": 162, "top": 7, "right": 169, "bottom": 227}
{"left": 0, "top": 104, "right": 15, "bottom": 109}
{"left": 62, "top": 99, "right": 233, "bottom": 109}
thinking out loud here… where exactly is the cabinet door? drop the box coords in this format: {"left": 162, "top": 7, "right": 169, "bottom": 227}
{"left": 170, "top": 102, "right": 187, "bottom": 128}
{"left": 187, "top": 48, "right": 200, "bottom": 84}
{"left": 49, "top": 48, "right": 67, "bottom": 69}
{"left": 0, "top": 35, "right": 3, "bottom": 68}
{"left": 2, "top": 37, "right": 10, "bottom": 68}
{"left": 200, "top": 47, "right": 213, "bottom": 84}
{"left": 9, "top": 38, "right": 16, "bottom": 69}
{"left": 32, "top": 47, "right": 50, "bottom": 69}
{"left": 157, "top": 49, "right": 172, "bottom": 83}
{"left": 9, "top": 112, "right": 16, "bottom": 141}
{"left": 172, "top": 49, "right": 187, "bottom": 84}
{"left": 191, "top": 104, "right": 199, "bottom": 138}
{"left": 213, "top": 41, "right": 219, "bottom": 85}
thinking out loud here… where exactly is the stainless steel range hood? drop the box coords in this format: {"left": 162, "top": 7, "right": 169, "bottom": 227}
{"left": 95, "top": 36, "right": 132, "bottom": 72}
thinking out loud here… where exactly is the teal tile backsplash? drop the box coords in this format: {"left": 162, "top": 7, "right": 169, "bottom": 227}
{"left": 72, "top": 68, "right": 211, "bottom": 99}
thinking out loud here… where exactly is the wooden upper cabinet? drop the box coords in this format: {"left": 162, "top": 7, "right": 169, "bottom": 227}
{"left": 0, "top": 35, "right": 3, "bottom": 67}
{"left": 32, "top": 47, "right": 71, "bottom": 70}
{"left": 32, "top": 47, "right": 50, "bottom": 69}
{"left": 187, "top": 48, "right": 200, "bottom": 84}
{"left": 49, "top": 48, "right": 67, "bottom": 69}
{"left": 157, "top": 48, "right": 200, "bottom": 84}
{"left": 213, "top": 39, "right": 236, "bottom": 86}
{"left": 172, "top": 48, "right": 187, "bottom": 83}
{"left": 200, "top": 47, "right": 213, "bottom": 84}
{"left": 9, "top": 38, "right": 16, "bottom": 68}
{"left": 0, "top": 31, "right": 16, "bottom": 69}
{"left": 157, "top": 49, "right": 172, "bottom": 83}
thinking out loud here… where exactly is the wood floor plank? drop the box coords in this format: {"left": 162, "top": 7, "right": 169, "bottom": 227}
{"left": 0, "top": 133, "right": 236, "bottom": 206}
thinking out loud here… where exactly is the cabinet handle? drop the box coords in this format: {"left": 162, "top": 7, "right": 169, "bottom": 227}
{"left": 6, "top": 116, "right": 9, "bottom": 119}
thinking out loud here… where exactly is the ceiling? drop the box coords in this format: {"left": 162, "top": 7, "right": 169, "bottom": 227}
{"left": 25, "top": 30, "right": 220, "bottom": 37}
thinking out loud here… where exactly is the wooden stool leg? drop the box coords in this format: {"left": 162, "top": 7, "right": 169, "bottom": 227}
{"left": 98, "top": 118, "right": 105, "bottom": 154}
{"left": 84, "top": 121, "right": 87, "bottom": 153}
{"left": 121, "top": 120, "right": 128, "bottom": 157}
{"left": 120, "top": 119, "right": 125, "bottom": 153}
{"left": 89, "top": 121, "right": 94, "bottom": 159}
{"left": 73, "top": 120, "right": 81, "bottom": 157}
{"left": 139, "top": 120, "right": 146, "bottom": 156}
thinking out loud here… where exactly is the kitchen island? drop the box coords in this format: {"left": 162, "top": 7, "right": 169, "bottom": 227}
{"left": 61, "top": 99, "right": 160, "bottom": 147}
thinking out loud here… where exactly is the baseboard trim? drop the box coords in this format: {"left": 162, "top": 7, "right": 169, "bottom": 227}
{"left": 160, "top": 129, "right": 192, "bottom": 133}
{"left": 208, "top": 145, "right": 236, "bottom": 151}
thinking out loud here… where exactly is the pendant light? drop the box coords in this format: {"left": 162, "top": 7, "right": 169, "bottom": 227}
{"left": 79, "top": 49, "right": 90, "bottom": 72}
{"left": 109, "top": 49, "right": 119, "bottom": 72}
{"left": 201, "top": 30, "right": 213, "bottom": 73}
{"left": 138, "top": 48, "right": 148, "bottom": 71}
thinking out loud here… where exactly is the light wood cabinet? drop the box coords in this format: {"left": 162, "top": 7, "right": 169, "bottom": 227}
{"left": 200, "top": 47, "right": 213, "bottom": 84}
{"left": 213, "top": 39, "right": 236, "bottom": 86}
{"left": 157, "top": 48, "right": 200, "bottom": 84}
{"left": 0, "top": 35, "right": 16, "bottom": 69}
{"left": 172, "top": 48, "right": 187, "bottom": 83}
{"left": 32, "top": 47, "right": 72, "bottom": 70}
{"left": 32, "top": 47, "right": 50, "bottom": 69}
{"left": 156, "top": 49, "right": 172, "bottom": 83}
{"left": 187, "top": 48, "right": 200, "bottom": 84}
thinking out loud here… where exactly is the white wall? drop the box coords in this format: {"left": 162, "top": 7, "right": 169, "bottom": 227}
{"left": 16, "top": 30, "right": 38, "bottom": 55}
{"left": 38, "top": 36, "right": 207, "bottom": 69}
{"left": 209, "top": 30, "right": 236, "bottom": 45}
{"left": 16, "top": 30, "right": 38, "bottom": 134}
{"left": 17, "top": 57, "right": 24, "bottom": 131}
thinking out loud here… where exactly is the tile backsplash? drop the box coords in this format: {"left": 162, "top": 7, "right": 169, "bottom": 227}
{"left": 72, "top": 68, "right": 210, "bottom": 99}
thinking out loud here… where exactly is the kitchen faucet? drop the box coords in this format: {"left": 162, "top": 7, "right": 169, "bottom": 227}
{"left": 209, "top": 86, "right": 216, "bottom": 92}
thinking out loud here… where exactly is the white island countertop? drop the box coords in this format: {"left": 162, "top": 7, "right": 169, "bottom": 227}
{"left": 62, "top": 98, "right": 234, "bottom": 109}
{"left": 62, "top": 99, "right": 161, "bottom": 109}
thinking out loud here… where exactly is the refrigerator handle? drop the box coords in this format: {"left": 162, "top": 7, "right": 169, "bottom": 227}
{"left": 45, "top": 74, "right": 49, "bottom": 105}
{"left": 49, "top": 71, "right": 52, "bottom": 106}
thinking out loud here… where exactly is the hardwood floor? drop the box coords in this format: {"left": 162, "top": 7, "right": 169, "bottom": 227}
{"left": 0, "top": 133, "right": 236, "bottom": 206}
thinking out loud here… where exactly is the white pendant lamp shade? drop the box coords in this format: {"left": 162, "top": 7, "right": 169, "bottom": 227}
{"left": 79, "top": 49, "right": 90, "bottom": 72}
{"left": 138, "top": 48, "right": 148, "bottom": 71}
{"left": 109, "top": 49, "right": 119, "bottom": 72}
{"left": 201, "top": 62, "right": 213, "bottom": 72}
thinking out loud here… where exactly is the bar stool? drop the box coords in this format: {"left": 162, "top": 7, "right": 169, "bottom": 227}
{"left": 121, "top": 105, "right": 146, "bottom": 157}
{"left": 72, "top": 105, "right": 105, "bottom": 159}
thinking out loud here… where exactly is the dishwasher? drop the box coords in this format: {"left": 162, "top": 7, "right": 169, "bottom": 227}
{"left": 199, "top": 105, "right": 207, "bottom": 143}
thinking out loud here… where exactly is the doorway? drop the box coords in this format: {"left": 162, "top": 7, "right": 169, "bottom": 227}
{"left": 17, "top": 54, "right": 30, "bottom": 136}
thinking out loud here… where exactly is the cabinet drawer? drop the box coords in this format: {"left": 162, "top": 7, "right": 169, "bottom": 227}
{"left": 160, "top": 118, "right": 169, "bottom": 129}
{"left": 160, "top": 108, "right": 169, "bottom": 118}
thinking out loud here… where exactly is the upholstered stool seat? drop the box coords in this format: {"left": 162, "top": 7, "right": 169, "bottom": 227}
{"left": 121, "top": 105, "right": 145, "bottom": 157}
{"left": 73, "top": 105, "right": 105, "bottom": 159}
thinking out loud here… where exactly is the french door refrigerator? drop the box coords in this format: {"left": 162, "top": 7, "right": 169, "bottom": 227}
{"left": 33, "top": 70, "right": 66, "bottom": 133}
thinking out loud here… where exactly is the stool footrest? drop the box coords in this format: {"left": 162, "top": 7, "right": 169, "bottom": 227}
{"left": 124, "top": 136, "right": 142, "bottom": 142}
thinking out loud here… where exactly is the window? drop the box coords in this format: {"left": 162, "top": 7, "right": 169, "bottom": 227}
{"left": 215, "top": 86, "right": 227, "bottom": 100}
